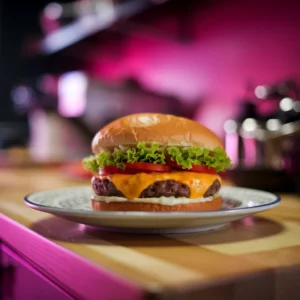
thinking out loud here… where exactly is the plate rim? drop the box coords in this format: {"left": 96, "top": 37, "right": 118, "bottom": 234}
{"left": 24, "top": 186, "right": 281, "bottom": 218}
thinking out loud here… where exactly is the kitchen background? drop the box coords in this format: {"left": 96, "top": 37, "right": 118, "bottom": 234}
{"left": 1, "top": 0, "right": 300, "bottom": 193}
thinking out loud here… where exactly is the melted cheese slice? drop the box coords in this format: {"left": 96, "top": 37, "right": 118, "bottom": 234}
{"left": 100, "top": 172, "right": 221, "bottom": 200}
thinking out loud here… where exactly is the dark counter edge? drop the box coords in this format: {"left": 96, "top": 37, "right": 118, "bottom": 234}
{"left": 0, "top": 214, "right": 145, "bottom": 300}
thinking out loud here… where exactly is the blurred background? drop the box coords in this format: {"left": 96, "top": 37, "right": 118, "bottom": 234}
{"left": 1, "top": 0, "right": 299, "bottom": 193}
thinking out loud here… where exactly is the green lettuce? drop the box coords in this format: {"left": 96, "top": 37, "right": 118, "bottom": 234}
{"left": 82, "top": 155, "right": 100, "bottom": 173}
{"left": 82, "top": 142, "right": 231, "bottom": 173}
{"left": 167, "top": 146, "right": 231, "bottom": 172}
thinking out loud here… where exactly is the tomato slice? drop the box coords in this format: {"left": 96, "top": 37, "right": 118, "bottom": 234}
{"left": 99, "top": 163, "right": 171, "bottom": 175}
{"left": 125, "top": 162, "right": 172, "bottom": 172}
{"left": 99, "top": 166, "right": 139, "bottom": 175}
{"left": 166, "top": 159, "right": 182, "bottom": 169}
{"left": 189, "top": 165, "right": 217, "bottom": 174}
{"left": 166, "top": 159, "right": 216, "bottom": 174}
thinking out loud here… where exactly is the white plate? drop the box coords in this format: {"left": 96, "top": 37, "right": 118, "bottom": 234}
{"left": 24, "top": 186, "right": 280, "bottom": 234}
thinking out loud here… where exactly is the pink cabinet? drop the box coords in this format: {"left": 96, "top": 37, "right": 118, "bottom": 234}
{"left": 1, "top": 244, "right": 74, "bottom": 300}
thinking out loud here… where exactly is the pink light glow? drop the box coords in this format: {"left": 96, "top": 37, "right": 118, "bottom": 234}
{"left": 85, "top": 0, "right": 300, "bottom": 137}
{"left": 58, "top": 71, "right": 87, "bottom": 117}
{"left": 194, "top": 102, "right": 239, "bottom": 137}
{"left": 225, "top": 134, "right": 239, "bottom": 166}
{"left": 243, "top": 138, "right": 257, "bottom": 167}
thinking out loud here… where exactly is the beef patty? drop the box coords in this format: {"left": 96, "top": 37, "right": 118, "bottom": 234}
{"left": 92, "top": 178, "right": 124, "bottom": 197}
{"left": 203, "top": 179, "right": 221, "bottom": 197}
{"left": 92, "top": 178, "right": 221, "bottom": 198}
{"left": 140, "top": 180, "right": 190, "bottom": 198}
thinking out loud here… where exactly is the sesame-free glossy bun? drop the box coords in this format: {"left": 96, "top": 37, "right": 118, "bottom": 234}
{"left": 91, "top": 196, "right": 222, "bottom": 212}
{"left": 92, "top": 113, "right": 223, "bottom": 154}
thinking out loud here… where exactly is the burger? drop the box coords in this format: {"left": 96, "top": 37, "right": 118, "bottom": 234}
{"left": 82, "top": 113, "right": 231, "bottom": 212}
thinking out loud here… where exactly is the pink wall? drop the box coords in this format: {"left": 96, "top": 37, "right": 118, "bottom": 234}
{"left": 88, "top": 0, "right": 300, "bottom": 137}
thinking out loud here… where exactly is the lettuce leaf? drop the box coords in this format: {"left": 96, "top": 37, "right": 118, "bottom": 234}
{"left": 82, "top": 142, "right": 231, "bottom": 173}
{"left": 82, "top": 155, "right": 99, "bottom": 173}
{"left": 167, "top": 146, "right": 231, "bottom": 172}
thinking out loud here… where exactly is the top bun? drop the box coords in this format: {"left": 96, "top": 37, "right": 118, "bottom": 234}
{"left": 92, "top": 113, "right": 223, "bottom": 154}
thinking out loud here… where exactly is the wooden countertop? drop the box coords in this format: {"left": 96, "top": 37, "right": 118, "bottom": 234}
{"left": 1, "top": 166, "right": 300, "bottom": 300}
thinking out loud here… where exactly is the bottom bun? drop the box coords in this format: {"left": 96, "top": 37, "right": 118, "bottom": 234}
{"left": 91, "top": 197, "right": 222, "bottom": 212}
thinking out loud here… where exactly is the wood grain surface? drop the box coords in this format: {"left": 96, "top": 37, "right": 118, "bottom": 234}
{"left": 1, "top": 166, "right": 300, "bottom": 299}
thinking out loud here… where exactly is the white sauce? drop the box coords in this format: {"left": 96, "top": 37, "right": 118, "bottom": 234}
{"left": 92, "top": 193, "right": 220, "bottom": 206}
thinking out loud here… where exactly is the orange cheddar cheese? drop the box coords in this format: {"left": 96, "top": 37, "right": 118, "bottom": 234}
{"left": 100, "top": 172, "right": 221, "bottom": 200}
